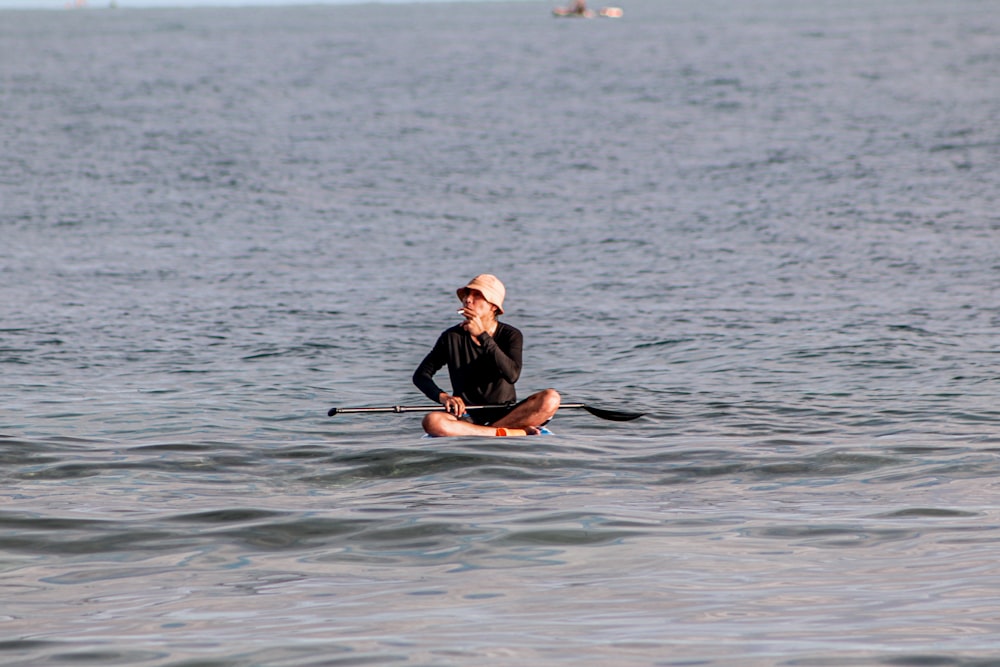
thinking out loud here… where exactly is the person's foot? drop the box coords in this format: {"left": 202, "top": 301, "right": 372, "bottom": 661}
{"left": 524, "top": 426, "right": 543, "bottom": 436}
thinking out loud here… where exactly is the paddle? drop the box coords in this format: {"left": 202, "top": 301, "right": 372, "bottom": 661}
{"left": 327, "top": 403, "right": 643, "bottom": 422}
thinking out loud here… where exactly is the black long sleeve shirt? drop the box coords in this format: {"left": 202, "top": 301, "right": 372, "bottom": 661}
{"left": 413, "top": 322, "right": 523, "bottom": 406}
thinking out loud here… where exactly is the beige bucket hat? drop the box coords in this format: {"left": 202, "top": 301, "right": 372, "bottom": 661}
{"left": 457, "top": 274, "right": 506, "bottom": 314}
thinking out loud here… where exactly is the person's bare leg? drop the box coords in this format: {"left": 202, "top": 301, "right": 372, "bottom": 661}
{"left": 492, "top": 389, "right": 561, "bottom": 432}
{"left": 422, "top": 411, "right": 529, "bottom": 437}
{"left": 421, "top": 390, "right": 561, "bottom": 436}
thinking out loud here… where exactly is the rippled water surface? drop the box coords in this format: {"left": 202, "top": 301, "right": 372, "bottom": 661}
{"left": 2, "top": 0, "right": 999, "bottom": 665}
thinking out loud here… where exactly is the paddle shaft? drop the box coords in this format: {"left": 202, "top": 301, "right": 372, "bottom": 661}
{"left": 327, "top": 403, "right": 642, "bottom": 421}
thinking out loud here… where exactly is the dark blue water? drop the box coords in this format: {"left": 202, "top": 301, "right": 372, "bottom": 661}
{"left": 2, "top": 1, "right": 999, "bottom": 665}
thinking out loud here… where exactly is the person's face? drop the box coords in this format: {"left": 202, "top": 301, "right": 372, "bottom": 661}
{"left": 462, "top": 289, "right": 495, "bottom": 317}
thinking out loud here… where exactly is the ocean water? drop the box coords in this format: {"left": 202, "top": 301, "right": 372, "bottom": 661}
{"left": 2, "top": 0, "right": 999, "bottom": 664}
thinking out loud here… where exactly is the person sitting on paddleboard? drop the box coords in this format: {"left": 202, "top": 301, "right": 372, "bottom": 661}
{"left": 413, "top": 274, "right": 561, "bottom": 437}
{"left": 553, "top": 0, "right": 588, "bottom": 16}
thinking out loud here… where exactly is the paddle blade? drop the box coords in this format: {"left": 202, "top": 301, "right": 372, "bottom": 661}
{"left": 582, "top": 405, "right": 644, "bottom": 422}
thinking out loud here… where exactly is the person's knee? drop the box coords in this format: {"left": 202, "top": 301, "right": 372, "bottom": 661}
{"left": 538, "top": 388, "right": 561, "bottom": 415}
{"left": 422, "top": 411, "right": 449, "bottom": 436}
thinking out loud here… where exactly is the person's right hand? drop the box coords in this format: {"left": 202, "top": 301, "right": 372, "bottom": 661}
{"left": 440, "top": 393, "right": 466, "bottom": 417}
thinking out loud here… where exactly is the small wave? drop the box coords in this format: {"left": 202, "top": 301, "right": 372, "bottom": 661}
{"left": 874, "top": 508, "right": 980, "bottom": 519}
{"left": 740, "top": 523, "right": 918, "bottom": 548}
